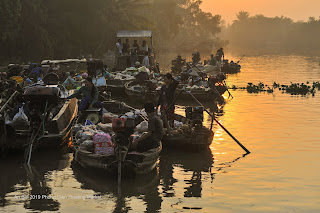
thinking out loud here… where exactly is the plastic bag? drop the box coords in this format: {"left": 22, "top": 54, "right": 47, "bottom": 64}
{"left": 135, "top": 121, "right": 148, "bottom": 133}
{"left": 12, "top": 107, "right": 28, "bottom": 125}
{"left": 80, "top": 140, "right": 95, "bottom": 152}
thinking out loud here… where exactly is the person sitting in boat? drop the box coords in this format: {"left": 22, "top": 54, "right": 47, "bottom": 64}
{"left": 135, "top": 66, "right": 150, "bottom": 84}
{"left": 210, "top": 54, "right": 217, "bottom": 66}
{"left": 29, "top": 65, "right": 44, "bottom": 81}
{"left": 158, "top": 73, "right": 179, "bottom": 127}
{"left": 67, "top": 76, "right": 102, "bottom": 112}
{"left": 62, "top": 71, "right": 78, "bottom": 90}
{"left": 131, "top": 102, "right": 163, "bottom": 152}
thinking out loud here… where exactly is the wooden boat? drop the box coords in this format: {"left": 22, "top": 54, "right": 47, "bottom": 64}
{"left": 221, "top": 60, "right": 241, "bottom": 74}
{"left": 124, "top": 80, "right": 159, "bottom": 104}
{"left": 73, "top": 143, "right": 162, "bottom": 176}
{"left": 175, "top": 84, "right": 227, "bottom": 102}
{"left": 106, "top": 79, "right": 131, "bottom": 95}
{"left": 161, "top": 113, "right": 214, "bottom": 150}
{"left": 71, "top": 100, "right": 162, "bottom": 176}
{"left": 0, "top": 84, "right": 78, "bottom": 155}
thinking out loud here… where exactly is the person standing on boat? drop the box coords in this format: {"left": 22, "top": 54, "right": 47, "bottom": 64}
{"left": 67, "top": 76, "right": 102, "bottom": 112}
{"left": 131, "top": 102, "right": 163, "bottom": 152}
{"left": 140, "top": 40, "right": 149, "bottom": 55}
{"left": 122, "top": 39, "right": 131, "bottom": 54}
{"left": 142, "top": 52, "right": 150, "bottom": 69}
{"left": 192, "top": 51, "right": 201, "bottom": 65}
{"left": 132, "top": 40, "right": 140, "bottom": 53}
{"left": 116, "top": 39, "right": 123, "bottom": 55}
{"left": 216, "top": 48, "right": 224, "bottom": 62}
{"left": 158, "top": 73, "right": 179, "bottom": 127}
{"left": 210, "top": 54, "right": 217, "bottom": 66}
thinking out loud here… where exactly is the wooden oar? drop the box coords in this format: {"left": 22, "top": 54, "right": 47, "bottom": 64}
{"left": 223, "top": 80, "right": 233, "bottom": 99}
{"left": 187, "top": 91, "right": 250, "bottom": 154}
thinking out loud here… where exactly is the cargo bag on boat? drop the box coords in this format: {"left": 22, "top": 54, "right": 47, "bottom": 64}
{"left": 12, "top": 107, "right": 29, "bottom": 126}
{"left": 93, "top": 133, "right": 114, "bottom": 155}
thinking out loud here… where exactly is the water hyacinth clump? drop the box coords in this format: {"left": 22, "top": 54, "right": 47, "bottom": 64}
{"left": 229, "top": 81, "right": 320, "bottom": 96}
{"left": 246, "top": 82, "right": 273, "bottom": 93}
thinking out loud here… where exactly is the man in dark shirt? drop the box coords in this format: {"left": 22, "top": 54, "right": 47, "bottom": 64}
{"left": 158, "top": 73, "right": 179, "bottom": 127}
{"left": 132, "top": 102, "right": 163, "bottom": 152}
{"left": 132, "top": 40, "right": 140, "bottom": 54}
{"left": 122, "top": 39, "right": 131, "bottom": 54}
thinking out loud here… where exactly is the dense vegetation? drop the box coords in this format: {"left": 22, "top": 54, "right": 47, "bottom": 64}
{"left": 224, "top": 11, "right": 320, "bottom": 55}
{"left": 0, "top": 0, "right": 223, "bottom": 64}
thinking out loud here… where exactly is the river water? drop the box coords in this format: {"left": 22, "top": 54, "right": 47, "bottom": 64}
{"left": 1, "top": 55, "right": 320, "bottom": 212}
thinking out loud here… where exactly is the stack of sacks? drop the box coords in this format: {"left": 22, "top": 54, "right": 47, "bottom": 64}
{"left": 74, "top": 124, "right": 115, "bottom": 154}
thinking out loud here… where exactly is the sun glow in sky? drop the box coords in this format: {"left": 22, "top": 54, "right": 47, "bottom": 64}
{"left": 201, "top": 0, "right": 320, "bottom": 24}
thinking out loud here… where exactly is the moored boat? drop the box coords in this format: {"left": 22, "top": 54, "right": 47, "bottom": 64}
{"left": 71, "top": 100, "right": 162, "bottom": 176}
{"left": 175, "top": 84, "right": 227, "bottom": 102}
{"left": 162, "top": 113, "right": 214, "bottom": 150}
{"left": 124, "top": 80, "right": 159, "bottom": 104}
{"left": 0, "top": 83, "right": 78, "bottom": 156}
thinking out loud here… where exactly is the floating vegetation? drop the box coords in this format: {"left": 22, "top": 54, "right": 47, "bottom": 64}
{"left": 230, "top": 81, "right": 320, "bottom": 96}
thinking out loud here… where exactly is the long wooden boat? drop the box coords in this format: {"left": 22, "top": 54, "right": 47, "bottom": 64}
{"left": 73, "top": 143, "right": 162, "bottom": 176}
{"left": 124, "top": 80, "right": 159, "bottom": 104}
{"left": 71, "top": 100, "right": 162, "bottom": 176}
{"left": 0, "top": 84, "right": 78, "bottom": 154}
{"left": 175, "top": 85, "right": 227, "bottom": 102}
{"left": 221, "top": 61, "right": 241, "bottom": 74}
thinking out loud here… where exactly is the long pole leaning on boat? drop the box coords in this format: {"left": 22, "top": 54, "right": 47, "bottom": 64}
{"left": 187, "top": 91, "right": 250, "bottom": 154}
{"left": 237, "top": 54, "right": 245, "bottom": 63}
{"left": 0, "top": 91, "right": 19, "bottom": 113}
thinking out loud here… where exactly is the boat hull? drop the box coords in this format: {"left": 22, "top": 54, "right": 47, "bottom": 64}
{"left": 74, "top": 143, "right": 162, "bottom": 176}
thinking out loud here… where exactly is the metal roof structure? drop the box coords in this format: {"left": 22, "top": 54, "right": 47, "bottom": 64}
{"left": 116, "top": 30, "right": 152, "bottom": 38}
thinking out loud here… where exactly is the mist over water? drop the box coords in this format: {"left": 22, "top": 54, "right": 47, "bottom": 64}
{"left": 1, "top": 55, "right": 320, "bottom": 212}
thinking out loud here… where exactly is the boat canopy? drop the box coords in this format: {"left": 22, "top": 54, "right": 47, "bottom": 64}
{"left": 116, "top": 30, "right": 152, "bottom": 38}
{"left": 41, "top": 59, "right": 87, "bottom": 65}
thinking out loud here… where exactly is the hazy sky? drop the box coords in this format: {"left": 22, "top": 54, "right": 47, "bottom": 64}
{"left": 201, "top": 0, "right": 320, "bottom": 24}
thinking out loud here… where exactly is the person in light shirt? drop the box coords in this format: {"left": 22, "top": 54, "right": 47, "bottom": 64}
{"left": 116, "top": 38, "right": 122, "bottom": 55}
{"left": 140, "top": 40, "right": 148, "bottom": 54}
{"left": 142, "top": 52, "right": 150, "bottom": 68}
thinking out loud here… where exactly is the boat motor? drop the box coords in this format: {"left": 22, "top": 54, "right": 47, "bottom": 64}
{"left": 23, "top": 85, "right": 60, "bottom": 139}
{"left": 185, "top": 106, "right": 204, "bottom": 127}
{"left": 112, "top": 116, "right": 136, "bottom": 147}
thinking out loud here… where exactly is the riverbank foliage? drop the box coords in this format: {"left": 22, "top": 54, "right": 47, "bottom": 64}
{"left": 224, "top": 11, "right": 320, "bottom": 55}
{"left": 0, "top": 0, "right": 224, "bottom": 64}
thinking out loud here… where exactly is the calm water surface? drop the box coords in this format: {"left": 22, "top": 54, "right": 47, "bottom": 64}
{"left": 1, "top": 55, "right": 320, "bottom": 212}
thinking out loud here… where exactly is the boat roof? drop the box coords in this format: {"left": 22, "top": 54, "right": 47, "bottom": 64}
{"left": 41, "top": 59, "right": 87, "bottom": 65}
{"left": 116, "top": 30, "right": 152, "bottom": 38}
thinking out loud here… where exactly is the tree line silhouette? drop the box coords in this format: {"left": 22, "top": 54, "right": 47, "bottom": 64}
{"left": 0, "top": 0, "right": 223, "bottom": 64}
{"left": 224, "top": 11, "right": 320, "bottom": 55}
